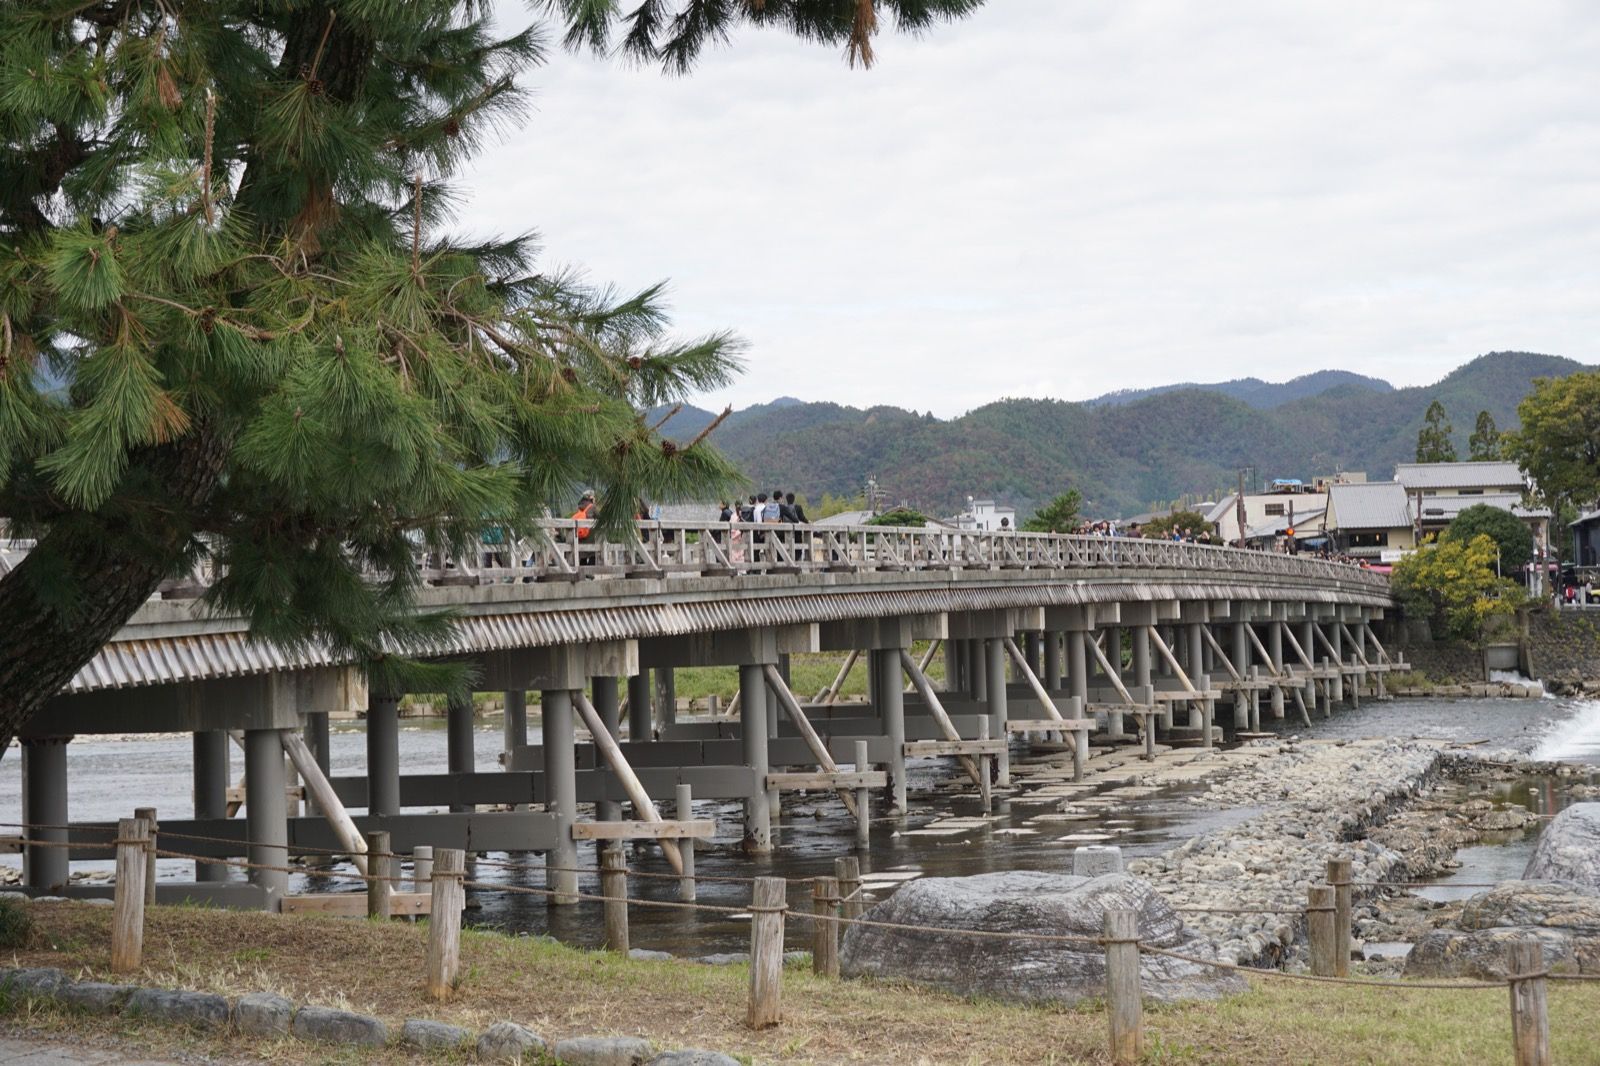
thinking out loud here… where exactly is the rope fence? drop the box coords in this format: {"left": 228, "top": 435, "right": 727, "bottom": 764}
{"left": 8, "top": 815, "right": 1598, "bottom": 1066}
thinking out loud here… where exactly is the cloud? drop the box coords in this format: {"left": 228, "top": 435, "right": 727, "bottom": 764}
{"left": 462, "top": 1, "right": 1600, "bottom": 415}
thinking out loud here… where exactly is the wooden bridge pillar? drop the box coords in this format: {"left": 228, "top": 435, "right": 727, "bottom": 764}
{"left": 366, "top": 693, "right": 402, "bottom": 817}
{"left": 739, "top": 662, "right": 774, "bottom": 852}
{"left": 192, "top": 730, "right": 230, "bottom": 882}
{"left": 22, "top": 736, "right": 70, "bottom": 892}
{"left": 593, "top": 676, "right": 622, "bottom": 822}
{"left": 243, "top": 728, "right": 289, "bottom": 904}
{"left": 542, "top": 688, "right": 580, "bottom": 902}
{"left": 655, "top": 668, "right": 677, "bottom": 730}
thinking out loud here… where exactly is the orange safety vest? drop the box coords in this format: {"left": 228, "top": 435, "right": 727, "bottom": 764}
{"left": 572, "top": 502, "right": 595, "bottom": 540}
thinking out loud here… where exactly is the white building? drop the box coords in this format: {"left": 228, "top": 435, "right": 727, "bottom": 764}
{"left": 954, "top": 497, "right": 1017, "bottom": 531}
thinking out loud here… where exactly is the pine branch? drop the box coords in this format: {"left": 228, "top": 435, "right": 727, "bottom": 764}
{"left": 686, "top": 404, "right": 731, "bottom": 449}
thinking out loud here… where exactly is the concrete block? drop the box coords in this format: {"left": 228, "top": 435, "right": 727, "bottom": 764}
{"left": 234, "top": 992, "right": 293, "bottom": 1037}
{"left": 126, "top": 988, "right": 230, "bottom": 1030}
{"left": 477, "top": 1020, "right": 548, "bottom": 1061}
{"left": 55, "top": 981, "right": 134, "bottom": 1014}
{"left": 290, "top": 1004, "right": 388, "bottom": 1046}
{"left": 400, "top": 1018, "right": 472, "bottom": 1050}
{"left": 1072, "top": 845, "right": 1125, "bottom": 877}
{"left": 553, "top": 1035, "right": 654, "bottom": 1066}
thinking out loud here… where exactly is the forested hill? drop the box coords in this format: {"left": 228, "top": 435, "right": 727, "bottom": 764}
{"left": 1085, "top": 369, "right": 1394, "bottom": 409}
{"left": 654, "top": 351, "right": 1591, "bottom": 518}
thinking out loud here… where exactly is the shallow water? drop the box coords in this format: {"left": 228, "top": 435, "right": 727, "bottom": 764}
{"left": 2, "top": 695, "right": 1597, "bottom": 954}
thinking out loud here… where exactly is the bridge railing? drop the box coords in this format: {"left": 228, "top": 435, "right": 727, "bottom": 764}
{"left": 422, "top": 520, "right": 1391, "bottom": 591}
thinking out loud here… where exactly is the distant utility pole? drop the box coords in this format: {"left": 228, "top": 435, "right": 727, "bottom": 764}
{"left": 1235, "top": 470, "right": 1247, "bottom": 548}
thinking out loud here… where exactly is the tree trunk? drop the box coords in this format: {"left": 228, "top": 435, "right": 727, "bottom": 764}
{"left": 0, "top": 427, "right": 227, "bottom": 756}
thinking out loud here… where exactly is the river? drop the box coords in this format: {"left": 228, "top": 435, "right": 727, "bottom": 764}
{"left": 3, "top": 694, "right": 1597, "bottom": 955}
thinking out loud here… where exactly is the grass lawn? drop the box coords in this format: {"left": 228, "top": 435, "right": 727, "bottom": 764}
{"left": 4, "top": 902, "right": 1597, "bottom": 1064}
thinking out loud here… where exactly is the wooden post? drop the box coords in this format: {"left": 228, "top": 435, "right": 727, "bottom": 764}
{"left": 111, "top": 817, "right": 148, "bottom": 974}
{"left": 1507, "top": 939, "right": 1551, "bottom": 1066}
{"left": 835, "top": 856, "right": 863, "bottom": 920}
{"left": 134, "top": 806, "right": 157, "bottom": 907}
{"left": 1326, "top": 856, "right": 1352, "bottom": 977}
{"left": 1307, "top": 884, "right": 1337, "bottom": 977}
{"left": 853, "top": 740, "right": 871, "bottom": 847}
{"left": 747, "top": 876, "right": 786, "bottom": 1029}
{"left": 1103, "top": 908, "right": 1143, "bottom": 1065}
{"left": 676, "top": 783, "right": 696, "bottom": 902}
{"left": 812, "top": 876, "right": 840, "bottom": 978}
{"left": 601, "top": 844, "right": 629, "bottom": 954}
{"left": 366, "top": 830, "right": 392, "bottom": 920}
{"left": 426, "top": 848, "right": 466, "bottom": 1000}
{"left": 412, "top": 845, "right": 433, "bottom": 890}
{"left": 977, "top": 718, "right": 993, "bottom": 810}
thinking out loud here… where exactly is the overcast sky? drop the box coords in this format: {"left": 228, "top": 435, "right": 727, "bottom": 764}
{"left": 461, "top": 1, "right": 1600, "bottom": 417}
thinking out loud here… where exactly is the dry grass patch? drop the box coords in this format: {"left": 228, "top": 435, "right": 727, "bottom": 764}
{"left": 4, "top": 902, "right": 1599, "bottom": 1065}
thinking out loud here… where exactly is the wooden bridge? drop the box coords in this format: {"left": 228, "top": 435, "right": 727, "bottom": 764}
{"left": 11, "top": 520, "right": 1399, "bottom": 908}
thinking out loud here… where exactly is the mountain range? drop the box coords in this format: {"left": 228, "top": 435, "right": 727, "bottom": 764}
{"left": 653, "top": 351, "right": 1592, "bottom": 518}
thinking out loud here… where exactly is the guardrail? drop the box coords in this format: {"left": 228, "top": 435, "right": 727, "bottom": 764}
{"left": 429, "top": 519, "right": 1392, "bottom": 591}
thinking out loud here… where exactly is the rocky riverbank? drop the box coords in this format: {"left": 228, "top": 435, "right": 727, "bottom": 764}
{"left": 1122, "top": 737, "right": 1452, "bottom": 966}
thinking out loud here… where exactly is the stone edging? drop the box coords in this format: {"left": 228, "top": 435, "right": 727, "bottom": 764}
{"left": 0, "top": 967, "right": 742, "bottom": 1065}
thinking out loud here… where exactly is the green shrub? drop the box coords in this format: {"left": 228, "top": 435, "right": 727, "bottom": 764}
{"left": 0, "top": 897, "right": 35, "bottom": 950}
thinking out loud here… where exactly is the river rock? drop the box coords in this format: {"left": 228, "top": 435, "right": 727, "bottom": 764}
{"left": 1406, "top": 880, "right": 1600, "bottom": 978}
{"left": 839, "top": 870, "right": 1244, "bottom": 1005}
{"left": 400, "top": 1019, "right": 472, "bottom": 1050}
{"left": 1523, "top": 803, "right": 1600, "bottom": 888}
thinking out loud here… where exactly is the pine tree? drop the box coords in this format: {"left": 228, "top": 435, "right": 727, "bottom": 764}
{"left": 1022, "top": 491, "right": 1082, "bottom": 533}
{"left": 0, "top": 2, "right": 984, "bottom": 754}
{"left": 1415, "top": 400, "right": 1458, "bottom": 463}
{"left": 545, "top": 0, "right": 986, "bottom": 71}
{"left": 1468, "top": 410, "right": 1502, "bottom": 461}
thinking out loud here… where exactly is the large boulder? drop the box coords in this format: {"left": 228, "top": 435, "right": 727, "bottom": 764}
{"left": 838, "top": 871, "right": 1244, "bottom": 1005}
{"left": 1523, "top": 803, "right": 1600, "bottom": 888}
{"left": 1406, "top": 880, "right": 1600, "bottom": 979}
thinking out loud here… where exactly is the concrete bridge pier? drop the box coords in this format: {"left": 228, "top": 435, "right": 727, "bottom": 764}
{"left": 1043, "top": 630, "right": 1064, "bottom": 692}
{"left": 871, "top": 649, "right": 907, "bottom": 815}
{"left": 21, "top": 737, "right": 70, "bottom": 892}
{"left": 366, "top": 693, "right": 402, "bottom": 817}
{"left": 193, "top": 731, "right": 230, "bottom": 882}
{"left": 968, "top": 640, "right": 987, "bottom": 702}
{"left": 1186, "top": 622, "right": 1206, "bottom": 732}
{"left": 738, "top": 663, "right": 773, "bottom": 852}
{"left": 1329, "top": 620, "right": 1347, "bottom": 705}
{"left": 655, "top": 668, "right": 677, "bottom": 731}
{"left": 301, "top": 712, "right": 330, "bottom": 817}
{"left": 1228, "top": 620, "right": 1250, "bottom": 729}
{"left": 627, "top": 671, "right": 652, "bottom": 740}
{"left": 243, "top": 728, "right": 289, "bottom": 904}
{"left": 503, "top": 690, "right": 528, "bottom": 753}
{"left": 541, "top": 688, "right": 579, "bottom": 901}
{"left": 1024, "top": 632, "right": 1043, "bottom": 680}
{"left": 447, "top": 694, "right": 475, "bottom": 812}
{"left": 1267, "top": 618, "right": 1286, "bottom": 721}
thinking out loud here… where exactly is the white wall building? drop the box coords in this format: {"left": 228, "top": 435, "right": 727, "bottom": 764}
{"left": 954, "top": 497, "right": 1017, "bottom": 531}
